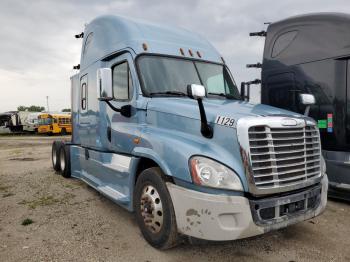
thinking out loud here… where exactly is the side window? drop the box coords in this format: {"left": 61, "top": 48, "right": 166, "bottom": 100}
{"left": 112, "top": 61, "right": 132, "bottom": 100}
{"left": 271, "top": 31, "right": 298, "bottom": 58}
{"left": 81, "top": 83, "right": 87, "bottom": 110}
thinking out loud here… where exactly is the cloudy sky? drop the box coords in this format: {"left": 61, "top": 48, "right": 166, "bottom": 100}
{"left": 1, "top": 0, "right": 350, "bottom": 112}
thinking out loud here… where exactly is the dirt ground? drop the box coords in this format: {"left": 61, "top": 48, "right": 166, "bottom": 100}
{"left": 0, "top": 136, "right": 349, "bottom": 262}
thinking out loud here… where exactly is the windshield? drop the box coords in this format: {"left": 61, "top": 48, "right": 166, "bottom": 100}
{"left": 38, "top": 117, "right": 52, "bottom": 125}
{"left": 137, "top": 56, "right": 240, "bottom": 99}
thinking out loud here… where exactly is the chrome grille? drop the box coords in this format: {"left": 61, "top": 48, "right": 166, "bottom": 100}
{"left": 248, "top": 125, "right": 321, "bottom": 189}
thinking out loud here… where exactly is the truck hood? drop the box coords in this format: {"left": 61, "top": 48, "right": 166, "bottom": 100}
{"left": 146, "top": 98, "right": 302, "bottom": 123}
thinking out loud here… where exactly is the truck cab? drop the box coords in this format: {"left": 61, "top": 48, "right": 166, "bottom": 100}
{"left": 258, "top": 13, "right": 350, "bottom": 200}
{"left": 52, "top": 15, "right": 327, "bottom": 249}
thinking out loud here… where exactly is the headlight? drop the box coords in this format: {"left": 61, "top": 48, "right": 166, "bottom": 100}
{"left": 189, "top": 156, "right": 243, "bottom": 191}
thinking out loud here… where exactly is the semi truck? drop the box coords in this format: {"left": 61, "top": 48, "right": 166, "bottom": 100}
{"left": 0, "top": 111, "right": 30, "bottom": 133}
{"left": 245, "top": 13, "right": 350, "bottom": 200}
{"left": 52, "top": 15, "right": 328, "bottom": 249}
{"left": 23, "top": 112, "right": 41, "bottom": 132}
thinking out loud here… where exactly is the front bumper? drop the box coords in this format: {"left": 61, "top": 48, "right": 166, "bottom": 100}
{"left": 167, "top": 175, "right": 328, "bottom": 241}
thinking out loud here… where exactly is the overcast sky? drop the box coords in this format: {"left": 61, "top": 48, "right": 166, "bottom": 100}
{"left": 1, "top": 0, "right": 350, "bottom": 112}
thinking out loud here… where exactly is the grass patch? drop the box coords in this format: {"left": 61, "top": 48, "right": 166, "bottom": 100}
{"left": 19, "top": 195, "right": 60, "bottom": 209}
{"left": 0, "top": 185, "right": 11, "bottom": 192}
{"left": 3, "top": 192, "right": 15, "bottom": 198}
{"left": 21, "top": 218, "right": 34, "bottom": 226}
{"left": 11, "top": 149, "right": 22, "bottom": 155}
{"left": 62, "top": 183, "right": 80, "bottom": 190}
{"left": 19, "top": 193, "right": 76, "bottom": 209}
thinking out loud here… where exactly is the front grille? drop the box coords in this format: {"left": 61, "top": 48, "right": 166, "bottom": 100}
{"left": 248, "top": 125, "right": 321, "bottom": 189}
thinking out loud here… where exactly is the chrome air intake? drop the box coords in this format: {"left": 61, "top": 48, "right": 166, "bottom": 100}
{"left": 237, "top": 116, "right": 322, "bottom": 195}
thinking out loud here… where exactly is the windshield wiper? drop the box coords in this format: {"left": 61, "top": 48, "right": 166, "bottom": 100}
{"left": 150, "top": 91, "right": 187, "bottom": 97}
{"left": 208, "top": 92, "right": 236, "bottom": 99}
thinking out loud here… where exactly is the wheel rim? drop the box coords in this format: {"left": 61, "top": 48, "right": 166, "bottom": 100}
{"left": 52, "top": 148, "right": 57, "bottom": 166}
{"left": 60, "top": 149, "right": 65, "bottom": 171}
{"left": 140, "top": 185, "right": 163, "bottom": 234}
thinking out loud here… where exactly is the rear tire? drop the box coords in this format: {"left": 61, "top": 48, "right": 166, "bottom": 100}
{"left": 51, "top": 141, "right": 62, "bottom": 172}
{"left": 59, "top": 144, "right": 71, "bottom": 178}
{"left": 134, "top": 167, "right": 179, "bottom": 249}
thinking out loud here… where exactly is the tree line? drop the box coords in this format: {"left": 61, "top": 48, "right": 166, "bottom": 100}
{"left": 17, "top": 106, "right": 71, "bottom": 112}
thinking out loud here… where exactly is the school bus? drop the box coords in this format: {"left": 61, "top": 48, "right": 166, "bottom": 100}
{"left": 38, "top": 113, "right": 72, "bottom": 135}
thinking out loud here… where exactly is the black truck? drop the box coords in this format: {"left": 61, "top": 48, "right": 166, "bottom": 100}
{"left": 246, "top": 13, "right": 350, "bottom": 200}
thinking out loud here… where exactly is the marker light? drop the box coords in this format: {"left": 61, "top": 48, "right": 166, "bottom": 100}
{"left": 142, "top": 43, "right": 148, "bottom": 51}
{"left": 179, "top": 48, "right": 185, "bottom": 56}
{"left": 189, "top": 156, "right": 243, "bottom": 191}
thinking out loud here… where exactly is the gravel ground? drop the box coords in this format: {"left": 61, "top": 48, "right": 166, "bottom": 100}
{"left": 0, "top": 136, "right": 349, "bottom": 262}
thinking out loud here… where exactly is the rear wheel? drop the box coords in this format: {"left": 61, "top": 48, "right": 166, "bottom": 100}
{"left": 59, "top": 144, "right": 71, "bottom": 178}
{"left": 51, "top": 141, "right": 62, "bottom": 172}
{"left": 134, "top": 167, "right": 179, "bottom": 249}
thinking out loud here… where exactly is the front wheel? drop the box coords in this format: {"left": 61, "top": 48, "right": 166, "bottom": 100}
{"left": 134, "top": 167, "right": 179, "bottom": 249}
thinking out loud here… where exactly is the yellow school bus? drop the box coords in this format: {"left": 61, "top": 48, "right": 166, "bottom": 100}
{"left": 38, "top": 113, "right": 72, "bottom": 135}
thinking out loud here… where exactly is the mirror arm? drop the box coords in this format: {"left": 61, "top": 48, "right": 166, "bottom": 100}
{"left": 105, "top": 101, "right": 132, "bottom": 118}
{"left": 304, "top": 105, "right": 310, "bottom": 116}
{"left": 197, "top": 98, "right": 213, "bottom": 138}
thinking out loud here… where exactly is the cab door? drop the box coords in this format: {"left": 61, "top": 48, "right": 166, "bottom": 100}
{"left": 97, "top": 52, "right": 141, "bottom": 192}
{"left": 104, "top": 53, "right": 140, "bottom": 154}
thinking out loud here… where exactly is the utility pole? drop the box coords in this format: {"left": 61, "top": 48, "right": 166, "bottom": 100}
{"left": 46, "top": 96, "right": 50, "bottom": 113}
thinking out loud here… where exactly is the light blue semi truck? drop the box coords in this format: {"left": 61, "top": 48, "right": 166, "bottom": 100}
{"left": 52, "top": 15, "right": 328, "bottom": 249}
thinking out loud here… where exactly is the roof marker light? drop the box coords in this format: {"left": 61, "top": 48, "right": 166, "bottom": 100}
{"left": 188, "top": 49, "right": 193, "bottom": 57}
{"left": 142, "top": 43, "right": 148, "bottom": 51}
{"left": 179, "top": 48, "right": 185, "bottom": 56}
{"left": 197, "top": 51, "right": 202, "bottom": 58}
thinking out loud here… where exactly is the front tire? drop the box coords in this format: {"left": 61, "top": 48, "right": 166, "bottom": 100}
{"left": 134, "top": 167, "right": 179, "bottom": 249}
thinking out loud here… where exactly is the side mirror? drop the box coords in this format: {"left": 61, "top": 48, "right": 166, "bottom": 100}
{"left": 299, "top": 93, "right": 315, "bottom": 105}
{"left": 187, "top": 84, "right": 213, "bottom": 138}
{"left": 97, "top": 68, "right": 113, "bottom": 101}
{"left": 187, "top": 84, "right": 206, "bottom": 99}
{"left": 299, "top": 93, "right": 315, "bottom": 116}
